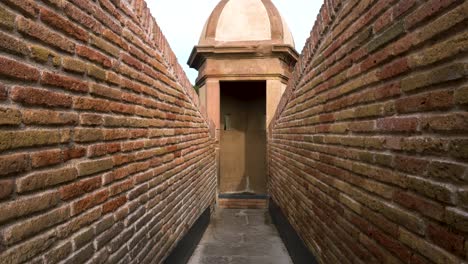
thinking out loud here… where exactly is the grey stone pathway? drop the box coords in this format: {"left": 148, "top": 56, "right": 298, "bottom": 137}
{"left": 187, "top": 208, "right": 293, "bottom": 264}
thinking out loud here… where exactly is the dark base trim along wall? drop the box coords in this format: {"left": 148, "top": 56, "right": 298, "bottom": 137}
{"left": 269, "top": 199, "right": 318, "bottom": 264}
{"left": 164, "top": 207, "right": 211, "bottom": 264}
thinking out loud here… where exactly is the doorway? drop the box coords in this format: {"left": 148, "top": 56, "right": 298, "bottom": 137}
{"left": 219, "top": 81, "right": 267, "bottom": 195}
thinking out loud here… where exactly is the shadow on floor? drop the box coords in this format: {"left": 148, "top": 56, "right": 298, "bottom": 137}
{"left": 187, "top": 208, "right": 293, "bottom": 264}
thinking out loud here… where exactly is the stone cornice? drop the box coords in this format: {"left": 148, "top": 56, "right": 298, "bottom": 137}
{"left": 188, "top": 44, "right": 299, "bottom": 70}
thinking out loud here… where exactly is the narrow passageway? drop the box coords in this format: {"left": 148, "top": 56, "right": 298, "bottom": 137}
{"left": 188, "top": 209, "right": 293, "bottom": 264}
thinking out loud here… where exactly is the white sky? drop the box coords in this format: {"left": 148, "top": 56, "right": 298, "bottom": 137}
{"left": 147, "top": 0, "right": 323, "bottom": 84}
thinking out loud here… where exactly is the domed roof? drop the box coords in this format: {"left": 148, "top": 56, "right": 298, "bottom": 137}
{"left": 199, "top": 0, "right": 295, "bottom": 47}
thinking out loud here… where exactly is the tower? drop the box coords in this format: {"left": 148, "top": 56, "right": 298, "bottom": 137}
{"left": 188, "top": 0, "right": 298, "bottom": 204}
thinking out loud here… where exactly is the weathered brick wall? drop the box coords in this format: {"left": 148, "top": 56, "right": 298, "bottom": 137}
{"left": 269, "top": 0, "right": 467, "bottom": 263}
{"left": 0, "top": 0, "right": 216, "bottom": 263}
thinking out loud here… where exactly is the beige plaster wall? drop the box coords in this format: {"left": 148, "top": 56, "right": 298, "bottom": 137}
{"left": 200, "top": 57, "right": 290, "bottom": 79}
{"left": 266, "top": 79, "right": 286, "bottom": 127}
{"left": 216, "top": 0, "right": 271, "bottom": 42}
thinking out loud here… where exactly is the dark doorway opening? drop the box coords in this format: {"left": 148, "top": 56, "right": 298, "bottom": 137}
{"left": 219, "top": 81, "right": 267, "bottom": 196}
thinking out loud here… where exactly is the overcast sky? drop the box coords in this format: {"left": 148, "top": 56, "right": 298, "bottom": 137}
{"left": 147, "top": 0, "right": 322, "bottom": 84}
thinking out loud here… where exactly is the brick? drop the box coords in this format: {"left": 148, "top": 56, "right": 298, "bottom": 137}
{"left": 0, "top": 231, "right": 56, "bottom": 264}
{"left": 1, "top": 206, "right": 69, "bottom": 245}
{"left": 95, "top": 215, "right": 114, "bottom": 235}
{"left": 400, "top": 228, "right": 460, "bottom": 264}
{"left": 393, "top": 190, "right": 444, "bottom": 221}
{"left": 401, "top": 63, "right": 468, "bottom": 92}
{"left": 405, "top": 0, "right": 460, "bottom": 28}
{"left": 90, "top": 35, "right": 120, "bottom": 57}
{"left": 0, "top": 129, "right": 70, "bottom": 151}
{"left": 22, "top": 109, "right": 79, "bottom": 126}
{"left": 0, "top": 5, "right": 16, "bottom": 30}
{"left": 465, "top": 241, "right": 468, "bottom": 262}
{"left": 428, "top": 223, "right": 465, "bottom": 257}
{"left": 56, "top": 207, "right": 101, "bottom": 239}
{"left": 122, "top": 52, "right": 143, "bottom": 71}
{"left": 106, "top": 71, "right": 121, "bottom": 86}
{"left": 64, "top": 2, "right": 103, "bottom": 34}
{"left": 459, "top": 188, "right": 468, "bottom": 209}
{"left": 109, "top": 179, "right": 133, "bottom": 197}
{"left": 41, "top": 0, "right": 66, "bottom": 9}
{"left": 98, "top": 0, "right": 121, "bottom": 20}
{"left": 264, "top": 0, "right": 468, "bottom": 262}
{"left": 91, "top": 83, "right": 122, "bottom": 100}
{"left": 446, "top": 207, "right": 468, "bottom": 233}
{"left": 71, "top": 189, "right": 109, "bottom": 216}
{"left": 17, "top": 16, "right": 75, "bottom": 53}
{"left": 87, "top": 64, "right": 107, "bottom": 81}
{"left": 0, "top": 84, "right": 6, "bottom": 101}
{"left": 0, "top": 192, "right": 59, "bottom": 224}
{"left": 393, "top": 0, "right": 417, "bottom": 18}
{"left": 44, "top": 242, "right": 72, "bottom": 264}
{"left": 400, "top": 137, "right": 448, "bottom": 155}
{"left": 87, "top": 2, "right": 121, "bottom": 34}
{"left": 63, "top": 57, "right": 88, "bottom": 74}
{"left": 63, "top": 146, "right": 87, "bottom": 161}
{"left": 354, "top": 104, "right": 382, "bottom": 118}
{"left": 415, "top": 0, "right": 468, "bottom": 44}
{"left": 80, "top": 113, "right": 104, "bottom": 126}
{"left": 69, "top": 0, "right": 94, "bottom": 15}
{"left": 0, "top": 179, "right": 14, "bottom": 200}
{"left": 407, "top": 175, "right": 456, "bottom": 204}
{"left": 30, "top": 149, "right": 62, "bottom": 168}
{"left": 103, "top": 28, "right": 126, "bottom": 50}
{"left": 377, "top": 117, "right": 418, "bottom": 132}
{"left": 3, "top": 0, "right": 38, "bottom": 18}
{"left": 77, "top": 157, "right": 113, "bottom": 176}
{"left": 95, "top": 222, "right": 123, "bottom": 250}
{"left": 0, "top": 31, "right": 29, "bottom": 56}
{"left": 89, "top": 142, "right": 121, "bottom": 157}
{"left": 396, "top": 91, "right": 453, "bottom": 113}
{"left": 102, "top": 196, "right": 127, "bottom": 214}
{"left": 77, "top": 45, "right": 112, "bottom": 68}
{"left": 377, "top": 57, "right": 409, "bottom": 80}
{"left": 74, "top": 97, "right": 111, "bottom": 112}
{"left": 74, "top": 128, "right": 104, "bottom": 143}
{"left": 373, "top": 8, "right": 392, "bottom": 33}
{"left": 367, "top": 21, "right": 404, "bottom": 53}
{"left": 17, "top": 167, "right": 78, "bottom": 193}
{"left": 378, "top": 202, "right": 426, "bottom": 236}
{"left": 394, "top": 155, "right": 429, "bottom": 175}
{"left": 30, "top": 45, "right": 61, "bottom": 66}
{"left": 88, "top": 248, "right": 109, "bottom": 264}
{"left": 41, "top": 71, "right": 89, "bottom": 93}
{"left": 374, "top": 153, "right": 393, "bottom": 167}
{"left": 67, "top": 243, "right": 95, "bottom": 263}
{"left": 0, "top": 107, "right": 21, "bottom": 126}
{"left": 108, "top": 102, "right": 135, "bottom": 115}
{"left": 427, "top": 161, "right": 466, "bottom": 183}
{"left": 11, "top": 86, "right": 73, "bottom": 108}
{"left": 422, "top": 113, "right": 468, "bottom": 132}
{"left": 0, "top": 56, "right": 40, "bottom": 81}
{"left": 59, "top": 176, "right": 101, "bottom": 201}
{"left": 410, "top": 23, "right": 468, "bottom": 68}
{"left": 0, "top": 153, "right": 30, "bottom": 176}
{"left": 455, "top": 86, "right": 468, "bottom": 105}
{"left": 450, "top": 139, "right": 468, "bottom": 160}
{"left": 72, "top": 227, "right": 94, "bottom": 249}
{"left": 40, "top": 7, "right": 88, "bottom": 42}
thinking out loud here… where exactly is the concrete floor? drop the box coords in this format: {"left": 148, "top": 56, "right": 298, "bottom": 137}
{"left": 187, "top": 208, "right": 293, "bottom": 264}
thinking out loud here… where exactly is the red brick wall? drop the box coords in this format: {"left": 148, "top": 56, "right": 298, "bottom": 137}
{"left": 0, "top": 0, "right": 216, "bottom": 263}
{"left": 269, "top": 0, "right": 468, "bottom": 263}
